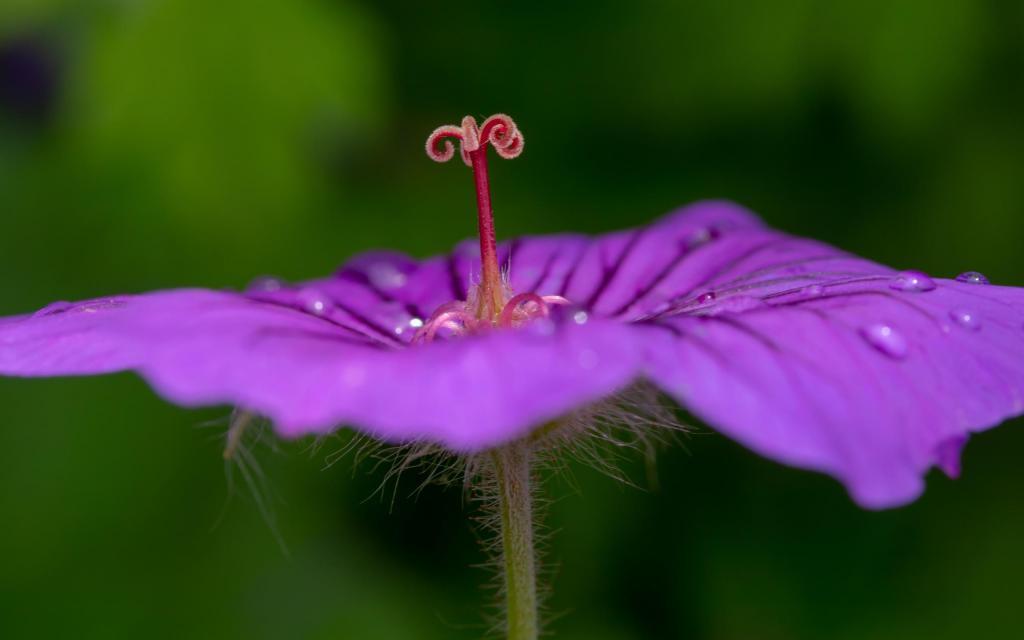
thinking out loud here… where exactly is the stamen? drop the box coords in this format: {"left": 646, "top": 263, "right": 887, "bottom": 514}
{"left": 412, "top": 301, "right": 479, "bottom": 344}
{"left": 499, "top": 293, "right": 549, "bottom": 328}
{"left": 540, "top": 295, "right": 571, "bottom": 307}
{"left": 421, "top": 310, "right": 477, "bottom": 342}
{"left": 427, "top": 114, "right": 525, "bottom": 320}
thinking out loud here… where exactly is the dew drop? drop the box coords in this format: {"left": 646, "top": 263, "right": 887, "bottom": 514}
{"left": 32, "top": 301, "right": 74, "bottom": 318}
{"left": 890, "top": 270, "right": 936, "bottom": 292}
{"left": 949, "top": 308, "right": 981, "bottom": 331}
{"left": 801, "top": 284, "right": 825, "bottom": 298}
{"left": 248, "top": 276, "right": 285, "bottom": 293}
{"left": 860, "top": 323, "right": 909, "bottom": 359}
{"left": 573, "top": 310, "right": 589, "bottom": 325}
{"left": 394, "top": 315, "right": 425, "bottom": 336}
{"left": 956, "top": 271, "right": 989, "bottom": 285}
{"left": 297, "top": 288, "right": 330, "bottom": 315}
{"left": 687, "top": 227, "right": 716, "bottom": 249}
{"left": 696, "top": 291, "right": 716, "bottom": 304}
{"left": 706, "top": 295, "right": 767, "bottom": 316}
{"left": 367, "top": 262, "right": 407, "bottom": 290}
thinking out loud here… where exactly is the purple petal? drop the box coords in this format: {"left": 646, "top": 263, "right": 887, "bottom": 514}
{"left": 634, "top": 225, "right": 1024, "bottom": 507}
{"left": 0, "top": 289, "right": 644, "bottom": 450}
{"left": 499, "top": 201, "right": 766, "bottom": 316}
{"left": 3, "top": 200, "right": 1023, "bottom": 509}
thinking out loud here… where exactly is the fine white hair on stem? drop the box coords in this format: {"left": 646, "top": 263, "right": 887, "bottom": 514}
{"left": 216, "top": 383, "right": 689, "bottom": 634}
{"left": 316, "top": 380, "right": 690, "bottom": 636}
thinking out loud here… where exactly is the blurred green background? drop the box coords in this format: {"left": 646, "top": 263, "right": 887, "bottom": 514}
{"left": 2, "top": 1, "right": 1023, "bottom": 638}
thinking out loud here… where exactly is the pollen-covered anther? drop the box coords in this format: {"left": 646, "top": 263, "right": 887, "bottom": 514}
{"left": 426, "top": 114, "right": 524, "bottom": 167}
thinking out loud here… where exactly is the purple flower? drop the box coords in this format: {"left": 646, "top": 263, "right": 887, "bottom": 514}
{"left": 2, "top": 115, "right": 1024, "bottom": 511}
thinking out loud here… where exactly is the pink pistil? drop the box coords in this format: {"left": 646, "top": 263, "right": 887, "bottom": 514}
{"left": 427, "top": 115, "right": 524, "bottom": 320}
{"left": 418, "top": 115, "right": 577, "bottom": 344}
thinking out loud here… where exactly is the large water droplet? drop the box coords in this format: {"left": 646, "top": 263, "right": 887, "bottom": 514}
{"left": 949, "top": 308, "right": 981, "bottom": 331}
{"left": 696, "top": 291, "right": 716, "bottom": 304}
{"left": 248, "top": 276, "right": 285, "bottom": 292}
{"left": 32, "top": 301, "right": 74, "bottom": 318}
{"left": 367, "top": 262, "right": 407, "bottom": 290}
{"left": 297, "top": 288, "right": 330, "bottom": 315}
{"left": 860, "top": 323, "right": 909, "bottom": 359}
{"left": 956, "top": 271, "right": 989, "bottom": 285}
{"left": 890, "top": 270, "right": 936, "bottom": 292}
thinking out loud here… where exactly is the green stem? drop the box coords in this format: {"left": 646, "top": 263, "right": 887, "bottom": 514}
{"left": 491, "top": 442, "right": 538, "bottom": 640}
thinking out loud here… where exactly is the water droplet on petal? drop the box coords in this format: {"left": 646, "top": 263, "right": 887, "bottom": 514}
{"left": 573, "top": 310, "right": 589, "bottom": 325}
{"left": 956, "top": 271, "right": 989, "bottom": 285}
{"left": 890, "top": 270, "right": 936, "bottom": 292}
{"left": 297, "top": 288, "right": 330, "bottom": 315}
{"left": 860, "top": 323, "right": 909, "bottom": 359}
{"left": 696, "top": 291, "right": 716, "bottom": 304}
{"left": 367, "top": 262, "right": 407, "bottom": 290}
{"left": 801, "top": 284, "right": 825, "bottom": 298}
{"left": 393, "top": 314, "right": 425, "bottom": 336}
{"left": 32, "top": 301, "right": 74, "bottom": 318}
{"left": 706, "top": 295, "right": 767, "bottom": 316}
{"left": 687, "top": 227, "right": 717, "bottom": 249}
{"left": 248, "top": 276, "right": 284, "bottom": 292}
{"left": 949, "top": 308, "right": 981, "bottom": 331}
{"left": 375, "top": 302, "right": 415, "bottom": 335}
{"left": 80, "top": 298, "right": 125, "bottom": 313}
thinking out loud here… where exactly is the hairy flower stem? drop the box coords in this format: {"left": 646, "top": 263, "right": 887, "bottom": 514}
{"left": 491, "top": 442, "right": 538, "bottom": 640}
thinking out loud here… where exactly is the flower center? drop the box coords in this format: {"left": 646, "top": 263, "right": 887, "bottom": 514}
{"left": 418, "top": 114, "right": 570, "bottom": 343}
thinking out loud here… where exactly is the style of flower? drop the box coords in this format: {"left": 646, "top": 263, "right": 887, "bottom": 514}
{"left": 3, "top": 113, "right": 1023, "bottom": 639}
